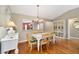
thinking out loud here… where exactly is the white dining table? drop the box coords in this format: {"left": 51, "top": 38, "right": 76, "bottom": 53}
{"left": 32, "top": 32, "right": 56, "bottom": 52}
{"left": 32, "top": 33, "right": 42, "bottom": 52}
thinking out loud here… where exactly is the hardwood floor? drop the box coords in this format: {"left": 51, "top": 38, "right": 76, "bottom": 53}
{"left": 9, "top": 39, "right": 79, "bottom": 54}
{"left": 16, "top": 39, "right": 79, "bottom": 54}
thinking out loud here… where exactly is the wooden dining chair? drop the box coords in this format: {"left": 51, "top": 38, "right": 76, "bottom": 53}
{"left": 40, "top": 33, "right": 50, "bottom": 51}
{"left": 26, "top": 32, "right": 37, "bottom": 53}
{"left": 48, "top": 32, "right": 54, "bottom": 43}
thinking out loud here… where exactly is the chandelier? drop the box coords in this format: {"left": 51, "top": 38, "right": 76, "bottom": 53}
{"left": 33, "top": 5, "right": 44, "bottom": 23}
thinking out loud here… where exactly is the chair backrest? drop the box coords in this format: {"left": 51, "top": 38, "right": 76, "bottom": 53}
{"left": 42, "top": 33, "right": 49, "bottom": 39}
{"left": 26, "top": 30, "right": 32, "bottom": 44}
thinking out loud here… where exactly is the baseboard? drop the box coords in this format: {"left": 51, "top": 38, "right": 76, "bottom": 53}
{"left": 56, "top": 36, "right": 79, "bottom": 40}
{"left": 70, "top": 37, "right": 79, "bottom": 39}
{"left": 19, "top": 40, "right": 27, "bottom": 43}
{"left": 55, "top": 36, "right": 67, "bottom": 39}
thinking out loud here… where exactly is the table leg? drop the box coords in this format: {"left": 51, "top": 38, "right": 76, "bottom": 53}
{"left": 37, "top": 40, "right": 40, "bottom": 52}
{"left": 15, "top": 48, "right": 18, "bottom": 54}
{"left": 53, "top": 34, "right": 56, "bottom": 44}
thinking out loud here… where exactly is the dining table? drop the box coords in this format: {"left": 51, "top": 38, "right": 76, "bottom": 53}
{"left": 32, "top": 32, "right": 56, "bottom": 52}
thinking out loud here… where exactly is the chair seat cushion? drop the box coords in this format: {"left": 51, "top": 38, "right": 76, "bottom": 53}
{"left": 30, "top": 39, "right": 37, "bottom": 43}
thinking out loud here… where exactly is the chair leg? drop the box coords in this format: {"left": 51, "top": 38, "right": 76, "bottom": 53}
{"left": 29, "top": 44, "right": 32, "bottom": 53}
{"left": 46, "top": 43, "right": 49, "bottom": 50}
{"left": 40, "top": 42, "right": 42, "bottom": 53}
{"left": 48, "top": 38, "right": 50, "bottom": 48}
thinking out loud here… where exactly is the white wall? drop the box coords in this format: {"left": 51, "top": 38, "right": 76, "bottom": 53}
{"left": 44, "top": 21, "right": 53, "bottom": 32}
{"left": 0, "top": 6, "right": 10, "bottom": 27}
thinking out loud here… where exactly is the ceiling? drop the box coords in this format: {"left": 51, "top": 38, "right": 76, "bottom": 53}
{"left": 10, "top": 5, "right": 79, "bottom": 20}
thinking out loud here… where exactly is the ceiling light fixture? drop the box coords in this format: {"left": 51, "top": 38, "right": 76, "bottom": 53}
{"left": 33, "top": 5, "right": 44, "bottom": 23}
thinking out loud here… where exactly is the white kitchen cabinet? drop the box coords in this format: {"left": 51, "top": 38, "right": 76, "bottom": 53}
{"left": 0, "top": 33, "right": 19, "bottom": 54}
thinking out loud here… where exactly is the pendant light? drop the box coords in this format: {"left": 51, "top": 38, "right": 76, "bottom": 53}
{"left": 33, "top": 5, "right": 44, "bottom": 23}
